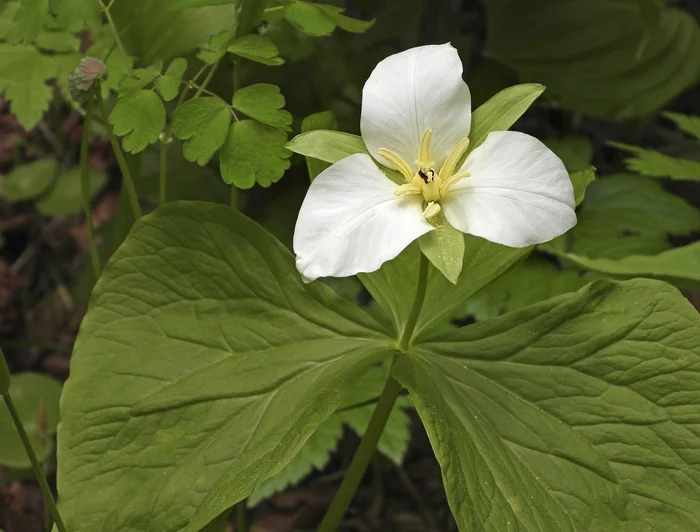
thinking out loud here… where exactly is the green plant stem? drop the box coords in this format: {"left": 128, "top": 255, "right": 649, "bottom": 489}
{"left": 96, "top": 91, "right": 142, "bottom": 220}
{"left": 99, "top": 0, "right": 132, "bottom": 73}
{"left": 159, "top": 139, "right": 167, "bottom": 206}
{"left": 194, "top": 61, "right": 220, "bottom": 98}
{"left": 399, "top": 252, "right": 429, "bottom": 350}
{"left": 80, "top": 95, "right": 101, "bottom": 279}
{"left": 2, "top": 394, "right": 68, "bottom": 532}
{"left": 236, "top": 499, "right": 247, "bottom": 532}
{"left": 317, "top": 370, "right": 403, "bottom": 532}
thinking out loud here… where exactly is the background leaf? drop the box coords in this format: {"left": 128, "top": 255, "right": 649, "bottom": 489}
{"left": 0, "top": 158, "right": 56, "bottom": 200}
{"left": 36, "top": 168, "right": 107, "bottom": 215}
{"left": 612, "top": 142, "right": 700, "bottom": 181}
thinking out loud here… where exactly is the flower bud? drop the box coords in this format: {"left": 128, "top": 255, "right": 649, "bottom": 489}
{"left": 68, "top": 57, "right": 108, "bottom": 103}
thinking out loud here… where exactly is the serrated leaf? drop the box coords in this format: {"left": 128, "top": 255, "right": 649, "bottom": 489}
{"left": 172, "top": 97, "right": 232, "bottom": 165}
{"left": 418, "top": 212, "right": 465, "bottom": 284}
{"left": 7, "top": 0, "right": 49, "bottom": 44}
{"left": 314, "top": 4, "right": 375, "bottom": 33}
{"left": 36, "top": 167, "right": 107, "bottom": 215}
{"left": 300, "top": 111, "right": 338, "bottom": 180}
{"left": 227, "top": 34, "right": 283, "bottom": 65}
{"left": 485, "top": 0, "right": 700, "bottom": 120}
{"left": 155, "top": 57, "right": 187, "bottom": 101}
{"left": 0, "top": 158, "right": 56, "bottom": 200}
{"left": 400, "top": 278, "right": 700, "bottom": 531}
{"left": 0, "top": 373, "right": 62, "bottom": 467}
{"left": 664, "top": 112, "right": 700, "bottom": 140}
{"left": 51, "top": 0, "right": 101, "bottom": 32}
{"left": 284, "top": 2, "right": 335, "bottom": 36}
{"left": 219, "top": 119, "right": 290, "bottom": 189}
{"left": 35, "top": 30, "right": 81, "bottom": 52}
{"left": 117, "top": 62, "right": 162, "bottom": 93}
{"left": 197, "top": 30, "right": 230, "bottom": 64}
{"left": 232, "top": 83, "right": 292, "bottom": 130}
{"left": 287, "top": 130, "right": 369, "bottom": 164}
{"left": 544, "top": 135, "right": 593, "bottom": 172}
{"left": 0, "top": 43, "right": 57, "bottom": 129}
{"left": 56, "top": 202, "right": 392, "bottom": 532}
{"left": 109, "top": 90, "right": 165, "bottom": 154}
{"left": 612, "top": 141, "right": 700, "bottom": 181}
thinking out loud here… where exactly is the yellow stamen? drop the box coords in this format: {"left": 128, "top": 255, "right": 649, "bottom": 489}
{"left": 440, "top": 171, "right": 471, "bottom": 195}
{"left": 422, "top": 201, "right": 441, "bottom": 219}
{"left": 417, "top": 128, "right": 434, "bottom": 170}
{"left": 378, "top": 148, "right": 414, "bottom": 183}
{"left": 394, "top": 184, "right": 422, "bottom": 197}
{"left": 439, "top": 137, "right": 470, "bottom": 179}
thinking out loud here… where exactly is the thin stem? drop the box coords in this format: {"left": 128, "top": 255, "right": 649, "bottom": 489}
{"left": 230, "top": 186, "right": 239, "bottom": 210}
{"left": 194, "top": 60, "right": 220, "bottom": 98}
{"left": 3, "top": 394, "right": 68, "bottom": 532}
{"left": 99, "top": 0, "right": 132, "bottom": 73}
{"left": 96, "top": 91, "right": 142, "bottom": 220}
{"left": 236, "top": 499, "right": 247, "bottom": 532}
{"left": 80, "top": 95, "right": 101, "bottom": 279}
{"left": 317, "top": 371, "right": 403, "bottom": 532}
{"left": 399, "top": 252, "right": 429, "bottom": 350}
{"left": 159, "top": 139, "right": 167, "bottom": 206}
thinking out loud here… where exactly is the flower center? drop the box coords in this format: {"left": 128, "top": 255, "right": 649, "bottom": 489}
{"left": 379, "top": 128, "right": 471, "bottom": 219}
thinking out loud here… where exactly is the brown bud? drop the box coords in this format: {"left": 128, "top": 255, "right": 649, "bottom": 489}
{"left": 67, "top": 57, "right": 108, "bottom": 103}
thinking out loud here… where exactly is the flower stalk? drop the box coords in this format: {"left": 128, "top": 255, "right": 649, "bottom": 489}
{"left": 80, "top": 94, "right": 102, "bottom": 279}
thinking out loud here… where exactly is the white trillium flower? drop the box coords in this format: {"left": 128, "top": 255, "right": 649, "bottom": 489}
{"left": 294, "top": 44, "right": 576, "bottom": 282}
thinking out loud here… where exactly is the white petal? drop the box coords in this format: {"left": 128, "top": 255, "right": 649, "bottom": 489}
{"left": 442, "top": 131, "right": 576, "bottom": 247}
{"left": 293, "top": 154, "right": 433, "bottom": 282}
{"left": 361, "top": 44, "right": 471, "bottom": 172}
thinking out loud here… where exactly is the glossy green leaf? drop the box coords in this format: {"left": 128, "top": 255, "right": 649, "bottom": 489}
{"left": 57, "top": 202, "right": 393, "bottom": 532}
{"left": 219, "top": 119, "right": 291, "bottom": 189}
{"left": 0, "top": 43, "right": 57, "bottom": 129}
{"left": 36, "top": 168, "right": 107, "bottom": 215}
{"left": 232, "top": 83, "right": 292, "bottom": 131}
{"left": 544, "top": 135, "right": 594, "bottom": 172}
{"left": 50, "top": 0, "right": 101, "bottom": 32}
{"left": 109, "top": 89, "right": 166, "bottom": 153}
{"left": 0, "top": 158, "right": 56, "bottom": 200}
{"left": 664, "top": 112, "right": 700, "bottom": 140}
{"left": 485, "top": 0, "right": 700, "bottom": 120}
{"left": 155, "top": 58, "right": 188, "bottom": 102}
{"left": 611, "top": 142, "right": 700, "bottom": 181}
{"left": 227, "top": 34, "right": 284, "bottom": 65}
{"left": 287, "top": 130, "right": 369, "bottom": 164}
{"left": 300, "top": 111, "right": 338, "bottom": 180}
{"left": 418, "top": 212, "right": 465, "bottom": 284}
{"left": 172, "top": 97, "right": 232, "bottom": 165}
{"left": 400, "top": 279, "right": 700, "bottom": 531}
{"left": 7, "top": 0, "right": 49, "bottom": 44}
{"left": 0, "top": 373, "right": 62, "bottom": 467}
{"left": 117, "top": 62, "right": 162, "bottom": 93}
{"left": 284, "top": 2, "right": 335, "bottom": 36}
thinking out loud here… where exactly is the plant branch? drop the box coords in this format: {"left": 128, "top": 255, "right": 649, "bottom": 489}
{"left": 99, "top": 0, "right": 132, "bottom": 73}
{"left": 80, "top": 94, "right": 101, "bottom": 278}
{"left": 194, "top": 60, "right": 220, "bottom": 98}
{"left": 399, "top": 252, "right": 429, "bottom": 350}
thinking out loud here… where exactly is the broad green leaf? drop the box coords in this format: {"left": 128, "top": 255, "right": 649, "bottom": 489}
{"left": 570, "top": 167, "right": 595, "bottom": 206}
{"left": 611, "top": 142, "right": 700, "bottom": 181}
{"left": 418, "top": 212, "right": 465, "bottom": 284}
{"left": 227, "top": 34, "right": 283, "bottom": 66}
{"left": 300, "top": 111, "right": 338, "bottom": 180}
{"left": 155, "top": 57, "right": 188, "bottom": 102}
{"left": 664, "top": 112, "right": 700, "bottom": 140}
{"left": 454, "top": 255, "right": 595, "bottom": 321}
{"left": 287, "top": 130, "right": 369, "bottom": 164}
{"left": 544, "top": 135, "right": 593, "bottom": 173}
{"left": 232, "top": 83, "right": 292, "bottom": 131}
{"left": 400, "top": 279, "right": 700, "bottom": 531}
{"left": 172, "top": 97, "right": 232, "bottom": 165}
{"left": 561, "top": 174, "right": 700, "bottom": 258}
{"left": 543, "top": 241, "right": 700, "bottom": 289}
{"left": 35, "top": 30, "right": 81, "bottom": 52}
{"left": 57, "top": 202, "right": 393, "bottom": 532}
{"left": 109, "top": 90, "right": 166, "bottom": 153}
{"left": 36, "top": 168, "right": 107, "bottom": 215}
{"left": 197, "top": 30, "right": 230, "bottom": 65}
{"left": 284, "top": 2, "right": 335, "bottom": 36}
{"left": 485, "top": 0, "right": 700, "bottom": 120}
{"left": 0, "top": 158, "right": 56, "bottom": 200}
{"left": 50, "top": 0, "right": 101, "bottom": 32}
{"left": 219, "top": 119, "right": 291, "bottom": 189}
{"left": 314, "top": 4, "right": 375, "bottom": 33}
{"left": 7, "top": 0, "right": 49, "bottom": 44}
{"left": 0, "top": 43, "right": 57, "bottom": 129}
{"left": 0, "top": 373, "right": 62, "bottom": 467}
{"left": 117, "top": 62, "right": 162, "bottom": 93}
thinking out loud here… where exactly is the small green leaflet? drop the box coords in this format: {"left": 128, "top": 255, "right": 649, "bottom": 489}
{"left": 570, "top": 167, "right": 595, "bottom": 205}
{"left": 109, "top": 90, "right": 166, "bottom": 154}
{"left": 50, "top": 0, "right": 102, "bottom": 32}
{"left": 283, "top": 1, "right": 374, "bottom": 36}
{"left": 664, "top": 111, "right": 700, "bottom": 139}
{"left": 35, "top": 30, "right": 81, "bottom": 52}
{"left": 300, "top": 111, "right": 339, "bottom": 180}
{"left": 117, "top": 62, "right": 163, "bottom": 94}
{"left": 228, "top": 34, "right": 284, "bottom": 65}
{"left": 314, "top": 4, "right": 376, "bottom": 33}
{"left": 155, "top": 58, "right": 188, "bottom": 101}
{"left": 0, "top": 158, "right": 56, "bottom": 200}
{"left": 232, "top": 83, "right": 292, "bottom": 130}
{"left": 172, "top": 97, "right": 232, "bottom": 165}
{"left": 36, "top": 168, "right": 107, "bottom": 215}
{"left": 219, "top": 120, "right": 291, "bottom": 189}
{"left": 611, "top": 141, "right": 700, "bottom": 181}
{"left": 7, "top": 0, "right": 49, "bottom": 44}
{"left": 197, "top": 30, "right": 230, "bottom": 65}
